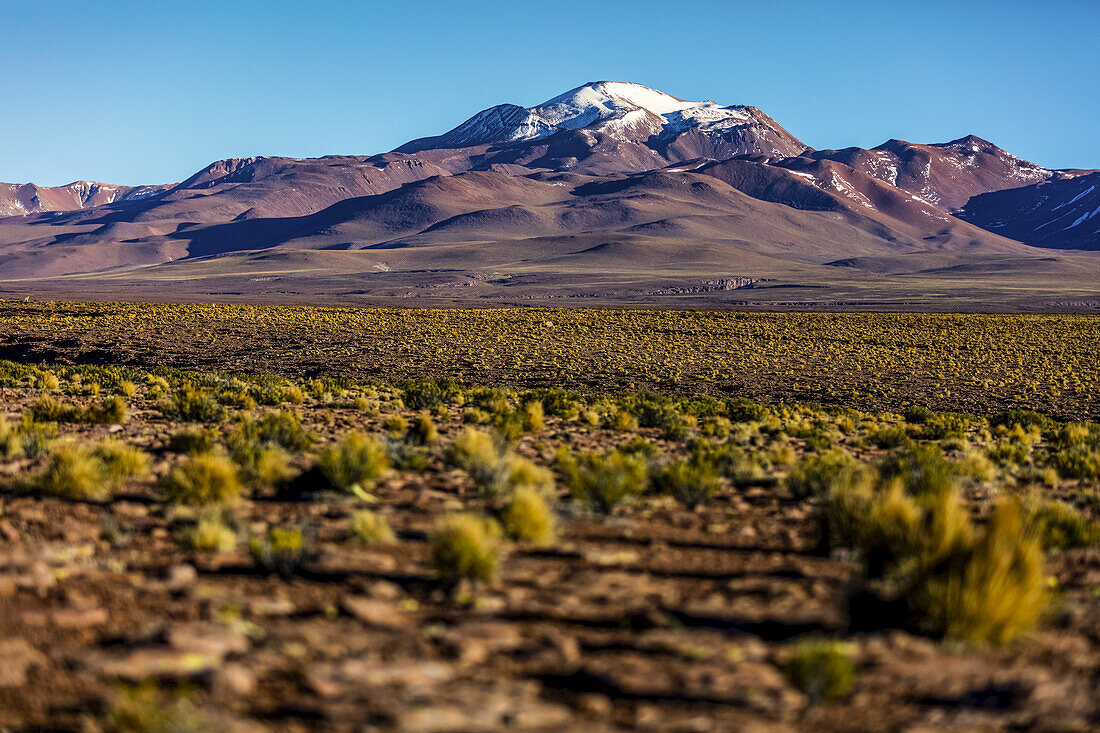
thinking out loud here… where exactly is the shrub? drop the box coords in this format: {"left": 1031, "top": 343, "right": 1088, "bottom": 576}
{"left": 354, "top": 397, "right": 380, "bottom": 415}
{"left": 94, "top": 440, "right": 151, "bottom": 484}
{"left": 879, "top": 444, "right": 957, "bottom": 498}
{"left": 249, "top": 526, "right": 306, "bottom": 577}
{"left": 1029, "top": 501, "right": 1100, "bottom": 550}
{"left": 914, "top": 500, "right": 1044, "bottom": 644}
{"left": 782, "top": 640, "right": 857, "bottom": 702}
{"left": 407, "top": 411, "right": 439, "bottom": 445}
{"left": 188, "top": 515, "right": 237, "bottom": 553}
{"left": 243, "top": 410, "right": 315, "bottom": 451}
{"left": 558, "top": 448, "right": 648, "bottom": 514}
{"left": 987, "top": 440, "right": 1031, "bottom": 467}
{"left": 108, "top": 683, "right": 204, "bottom": 733}
{"left": 870, "top": 425, "right": 910, "bottom": 449}
{"left": 17, "top": 417, "right": 55, "bottom": 458}
{"left": 30, "top": 444, "right": 112, "bottom": 501}
{"left": 503, "top": 487, "right": 556, "bottom": 546}
{"left": 831, "top": 479, "right": 1045, "bottom": 645}
{"left": 429, "top": 513, "right": 501, "bottom": 584}
{"left": 30, "top": 394, "right": 79, "bottom": 422}
{"left": 0, "top": 416, "right": 20, "bottom": 459}
{"left": 83, "top": 396, "right": 129, "bottom": 425}
{"left": 317, "top": 432, "right": 390, "bottom": 492}
{"left": 654, "top": 457, "right": 721, "bottom": 509}
{"left": 168, "top": 426, "right": 219, "bottom": 454}
{"left": 446, "top": 429, "right": 502, "bottom": 483}
{"left": 160, "top": 452, "right": 243, "bottom": 506}
{"left": 1050, "top": 447, "right": 1100, "bottom": 480}
{"left": 786, "top": 450, "right": 867, "bottom": 499}
{"left": 158, "top": 387, "right": 227, "bottom": 423}
{"left": 462, "top": 407, "right": 490, "bottom": 424}
{"left": 382, "top": 414, "right": 408, "bottom": 435}
{"left": 445, "top": 429, "right": 552, "bottom": 498}
{"left": 347, "top": 510, "right": 396, "bottom": 545}
{"left": 608, "top": 411, "right": 639, "bottom": 432}
{"left": 521, "top": 401, "right": 544, "bottom": 432}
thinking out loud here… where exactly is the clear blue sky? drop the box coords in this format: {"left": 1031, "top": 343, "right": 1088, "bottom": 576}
{"left": 3, "top": 0, "right": 1097, "bottom": 186}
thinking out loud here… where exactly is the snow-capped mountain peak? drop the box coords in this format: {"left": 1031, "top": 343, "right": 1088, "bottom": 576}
{"left": 396, "top": 81, "right": 795, "bottom": 157}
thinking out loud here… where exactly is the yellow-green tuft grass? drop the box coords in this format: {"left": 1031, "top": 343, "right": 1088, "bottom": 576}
{"left": 557, "top": 448, "right": 648, "bottom": 515}
{"left": 249, "top": 526, "right": 307, "bottom": 577}
{"left": 521, "top": 401, "right": 544, "bottom": 432}
{"left": 407, "top": 411, "right": 439, "bottom": 444}
{"left": 317, "top": 432, "right": 390, "bottom": 492}
{"left": 160, "top": 452, "right": 243, "bottom": 506}
{"left": 654, "top": 456, "right": 722, "bottom": 509}
{"left": 446, "top": 429, "right": 501, "bottom": 480}
{"left": 782, "top": 640, "right": 857, "bottom": 703}
{"left": 786, "top": 450, "right": 867, "bottom": 499}
{"left": 168, "top": 426, "right": 219, "bottom": 454}
{"left": 503, "top": 487, "right": 556, "bottom": 546}
{"left": 914, "top": 499, "right": 1045, "bottom": 645}
{"left": 831, "top": 475, "right": 1046, "bottom": 645}
{"left": 1028, "top": 500, "right": 1100, "bottom": 550}
{"left": 158, "top": 387, "right": 227, "bottom": 423}
{"left": 347, "top": 510, "right": 396, "bottom": 545}
{"left": 30, "top": 444, "right": 112, "bottom": 501}
{"left": 94, "top": 440, "right": 151, "bottom": 485}
{"left": 83, "top": 396, "right": 130, "bottom": 425}
{"left": 381, "top": 414, "right": 408, "bottom": 435}
{"left": 429, "top": 513, "right": 501, "bottom": 584}
{"left": 188, "top": 515, "right": 237, "bottom": 553}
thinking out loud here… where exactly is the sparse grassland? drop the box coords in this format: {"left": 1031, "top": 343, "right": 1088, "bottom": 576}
{"left": 0, "top": 303, "right": 1097, "bottom": 730}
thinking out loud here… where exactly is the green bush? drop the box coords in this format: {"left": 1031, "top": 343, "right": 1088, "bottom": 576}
{"left": 1029, "top": 501, "right": 1100, "bottom": 550}
{"left": 654, "top": 456, "right": 721, "bottom": 509}
{"left": 558, "top": 448, "right": 648, "bottom": 514}
{"left": 249, "top": 526, "right": 306, "bottom": 577}
{"left": 429, "top": 513, "right": 501, "bottom": 584}
{"left": 829, "top": 477, "right": 1045, "bottom": 645}
{"left": 870, "top": 425, "right": 910, "bottom": 449}
{"left": 94, "top": 440, "right": 151, "bottom": 484}
{"left": 503, "top": 487, "right": 556, "bottom": 546}
{"left": 879, "top": 444, "right": 957, "bottom": 498}
{"left": 188, "top": 515, "right": 237, "bottom": 553}
{"left": 1050, "top": 447, "right": 1100, "bottom": 480}
{"left": 782, "top": 640, "right": 857, "bottom": 702}
{"left": 406, "top": 411, "right": 439, "bottom": 445}
{"left": 347, "top": 510, "right": 396, "bottom": 545}
{"left": 158, "top": 387, "right": 227, "bottom": 423}
{"left": 160, "top": 452, "right": 243, "bottom": 506}
{"left": 83, "top": 396, "right": 130, "bottom": 425}
{"left": 168, "top": 426, "right": 219, "bottom": 454}
{"left": 786, "top": 450, "right": 868, "bottom": 499}
{"left": 521, "top": 401, "right": 545, "bottom": 432}
{"left": 317, "top": 432, "right": 390, "bottom": 492}
{"left": 30, "top": 444, "right": 112, "bottom": 501}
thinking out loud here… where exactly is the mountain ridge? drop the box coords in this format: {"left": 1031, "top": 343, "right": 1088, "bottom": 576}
{"left": 1, "top": 81, "right": 1098, "bottom": 306}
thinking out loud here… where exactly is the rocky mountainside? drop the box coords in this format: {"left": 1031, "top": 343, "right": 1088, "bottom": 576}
{"left": 958, "top": 172, "right": 1100, "bottom": 250}
{"left": 0, "top": 81, "right": 1097, "bottom": 303}
{"left": 0, "top": 180, "right": 170, "bottom": 217}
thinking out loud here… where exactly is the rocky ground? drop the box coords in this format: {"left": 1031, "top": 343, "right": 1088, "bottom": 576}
{"left": 0, "top": 371, "right": 1098, "bottom": 732}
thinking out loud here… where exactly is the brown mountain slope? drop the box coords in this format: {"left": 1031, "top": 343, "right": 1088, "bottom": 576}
{"left": 0, "top": 180, "right": 170, "bottom": 217}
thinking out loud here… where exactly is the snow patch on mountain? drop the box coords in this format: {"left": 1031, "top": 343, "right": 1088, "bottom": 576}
{"left": 399, "top": 81, "right": 772, "bottom": 152}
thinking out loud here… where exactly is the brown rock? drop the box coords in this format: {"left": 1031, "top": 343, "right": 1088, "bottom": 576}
{"left": 212, "top": 662, "right": 257, "bottom": 697}
{"left": 0, "top": 639, "right": 45, "bottom": 687}
{"left": 341, "top": 596, "right": 413, "bottom": 629}
{"left": 164, "top": 563, "right": 197, "bottom": 592}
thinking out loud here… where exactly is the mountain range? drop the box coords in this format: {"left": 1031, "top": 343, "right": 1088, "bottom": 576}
{"left": 1, "top": 81, "right": 1097, "bottom": 308}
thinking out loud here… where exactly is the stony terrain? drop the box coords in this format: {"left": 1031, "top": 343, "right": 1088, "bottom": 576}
{"left": 0, "top": 305, "right": 1097, "bottom": 731}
